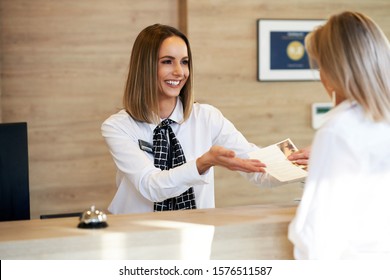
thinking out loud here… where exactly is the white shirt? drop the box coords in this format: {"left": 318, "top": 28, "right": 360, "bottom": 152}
{"left": 289, "top": 100, "right": 390, "bottom": 259}
{"left": 101, "top": 99, "right": 275, "bottom": 214}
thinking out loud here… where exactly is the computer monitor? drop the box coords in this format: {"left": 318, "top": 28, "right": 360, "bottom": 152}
{"left": 0, "top": 122, "right": 30, "bottom": 221}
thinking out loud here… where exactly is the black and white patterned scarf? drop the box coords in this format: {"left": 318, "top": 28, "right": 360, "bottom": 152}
{"left": 152, "top": 119, "right": 196, "bottom": 211}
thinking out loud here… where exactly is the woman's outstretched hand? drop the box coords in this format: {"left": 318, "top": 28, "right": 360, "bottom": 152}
{"left": 196, "top": 146, "right": 266, "bottom": 175}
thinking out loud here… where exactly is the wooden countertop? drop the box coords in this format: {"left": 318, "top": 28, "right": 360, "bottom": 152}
{"left": 0, "top": 204, "right": 296, "bottom": 260}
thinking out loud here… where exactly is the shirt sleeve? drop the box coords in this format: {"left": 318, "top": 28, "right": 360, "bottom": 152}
{"left": 101, "top": 117, "right": 209, "bottom": 203}
{"left": 205, "top": 104, "right": 281, "bottom": 188}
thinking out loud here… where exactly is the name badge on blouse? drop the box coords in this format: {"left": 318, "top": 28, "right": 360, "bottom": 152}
{"left": 138, "top": 139, "right": 153, "bottom": 154}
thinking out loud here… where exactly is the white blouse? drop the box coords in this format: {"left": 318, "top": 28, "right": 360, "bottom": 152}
{"left": 101, "top": 99, "right": 277, "bottom": 214}
{"left": 289, "top": 100, "right": 390, "bottom": 259}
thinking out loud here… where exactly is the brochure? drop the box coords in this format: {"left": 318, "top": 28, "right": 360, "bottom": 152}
{"left": 248, "top": 138, "right": 307, "bottom": 182}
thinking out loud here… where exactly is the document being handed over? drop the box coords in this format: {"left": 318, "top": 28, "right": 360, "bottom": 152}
{"left": 248, "top": 138, "right": 307, "bottom": 182}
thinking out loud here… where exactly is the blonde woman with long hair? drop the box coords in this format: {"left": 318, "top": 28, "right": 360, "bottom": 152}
{"left": 289, "top": 11, "right": 390, "bottom": 259}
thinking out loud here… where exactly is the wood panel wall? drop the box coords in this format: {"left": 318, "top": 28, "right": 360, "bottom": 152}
{"left": 0, "top": 0, "right": 178, "bottom": 218}
{"left": 186, "top": 0, "right": 390, "bottom": 208}
{"left": 0, "top": 0, "right": 389, "bottom": 218}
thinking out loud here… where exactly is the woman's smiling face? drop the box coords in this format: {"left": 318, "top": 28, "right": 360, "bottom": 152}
{"left": 157, "top": 36, "right": 189, "bottom": 102}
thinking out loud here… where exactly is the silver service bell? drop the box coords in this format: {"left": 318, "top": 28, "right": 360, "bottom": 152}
{"left": 78, "top": 205, "right": 108, "bottom": 229}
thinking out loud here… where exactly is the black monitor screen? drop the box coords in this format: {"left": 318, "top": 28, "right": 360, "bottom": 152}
{"left": 0, "top": 122, "right": 30, "bottom": 221}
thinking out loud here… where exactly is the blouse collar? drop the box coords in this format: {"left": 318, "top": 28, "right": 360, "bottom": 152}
{"left": 149, "top": 98, "right": 184, "bottom": 130}
{"left": 320, "top": 99, "right": 358, "bottom": 128}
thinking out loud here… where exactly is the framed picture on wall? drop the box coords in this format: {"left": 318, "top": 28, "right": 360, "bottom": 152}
{"left": 257, "top": 19, "right": 326, "bottom": 81}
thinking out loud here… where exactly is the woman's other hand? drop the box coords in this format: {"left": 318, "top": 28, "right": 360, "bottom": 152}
{"left": 288, "top": 146, "right": 311, "bottom": 167}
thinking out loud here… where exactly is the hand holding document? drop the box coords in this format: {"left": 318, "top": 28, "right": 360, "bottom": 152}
{"left": 248, "top": 138, "right": 307, "bottom": 182}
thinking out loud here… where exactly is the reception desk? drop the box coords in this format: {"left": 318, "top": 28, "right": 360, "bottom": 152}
{"left": 0, "top": 204, "right": 296, "bottom": 260}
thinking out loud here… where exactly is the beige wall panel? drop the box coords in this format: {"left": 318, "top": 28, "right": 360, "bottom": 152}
{"left": 187, "top": 0, "right": 390, "bottom": 207}
{"left": 0, "top": 0, "right": 178, "bottom": 218}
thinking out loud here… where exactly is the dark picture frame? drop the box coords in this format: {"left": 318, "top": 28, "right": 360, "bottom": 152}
{"left": 257, "top": 19, "right": 325, "bottom": 81}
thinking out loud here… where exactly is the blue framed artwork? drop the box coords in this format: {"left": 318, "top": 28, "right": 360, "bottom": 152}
{"left": 257, "top": 19, "right": 325, "bottom": 81}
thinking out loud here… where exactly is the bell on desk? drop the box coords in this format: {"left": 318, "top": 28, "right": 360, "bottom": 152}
{"left": 77, "top": 205, "right": 108, "bottom": 229}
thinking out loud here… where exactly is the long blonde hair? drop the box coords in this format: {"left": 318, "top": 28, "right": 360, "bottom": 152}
{"left": 123, "top": 24, "right": 194, "bottom": 124}
{"left": 305, "top": 11, "right": 390, "bottom": 122}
